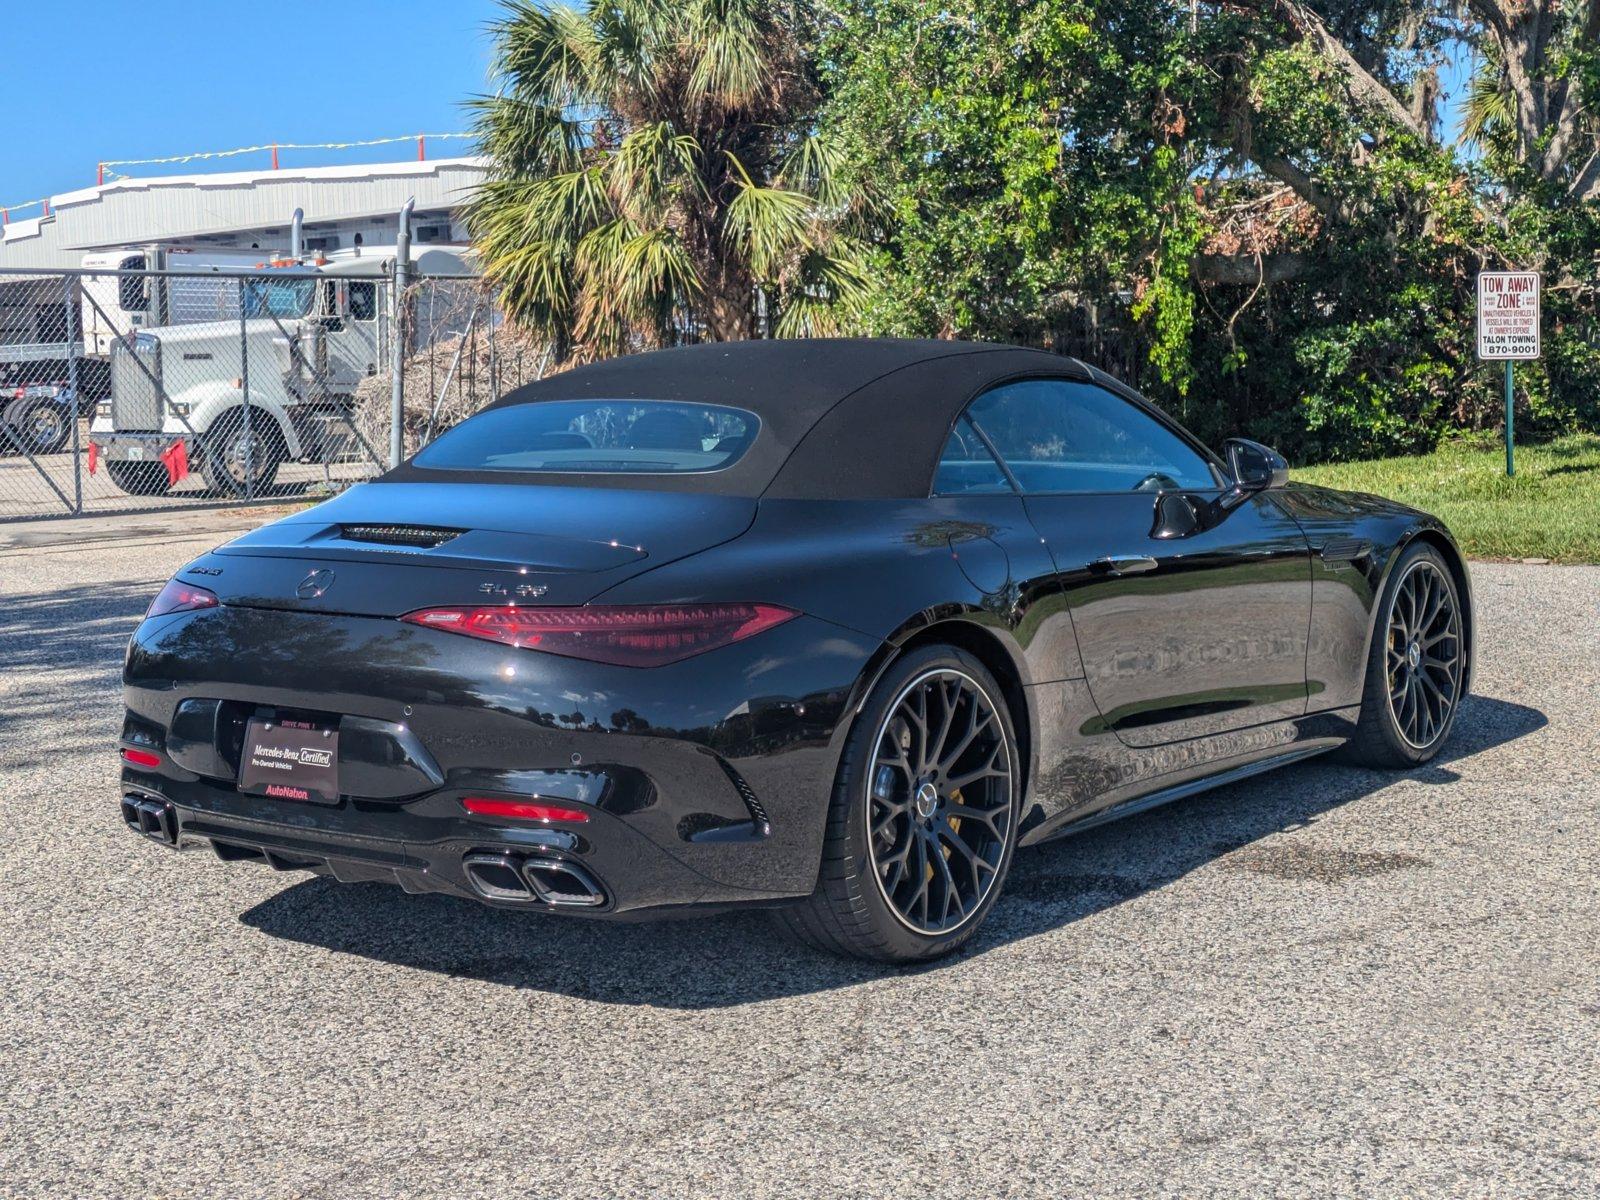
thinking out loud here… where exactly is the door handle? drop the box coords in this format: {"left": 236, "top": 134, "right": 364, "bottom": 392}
{"left": 1088, "top": 555, "right": 1159, "bottom": 577}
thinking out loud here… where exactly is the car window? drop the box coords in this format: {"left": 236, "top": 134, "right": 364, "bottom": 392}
{"left": 412, "top": 399, "right": 759, "bottom": 475}
{"left": 966, "top": 378, "right": 1218, "bottom": 494}
{"left": 932, "top": 417, "right": 1015, "bottom": 495}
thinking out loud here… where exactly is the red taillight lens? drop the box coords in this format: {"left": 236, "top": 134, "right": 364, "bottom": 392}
{"left": 121, "top": 748, "right": 161, "bottom": 768}
{"left": 461, "top": 797, "right": 590, "bottom": 823}
{"left": 146, "top": 580, "right": 219, "bottom": 619}
{"left": 400, "top": 603, "right": 799, "bottom": 667}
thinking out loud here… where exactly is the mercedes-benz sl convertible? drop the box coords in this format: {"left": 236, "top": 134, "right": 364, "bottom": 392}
{"left": 119, "top": 339, "right": 1472, "bottom": 962}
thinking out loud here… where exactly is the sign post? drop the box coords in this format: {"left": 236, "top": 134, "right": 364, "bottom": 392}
{"left": 1476, "top": 271, "right": 1541, "bottom": 477}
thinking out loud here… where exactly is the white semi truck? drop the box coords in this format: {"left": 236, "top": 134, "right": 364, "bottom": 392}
{"left": 1, "top": 245, "right": 286, "bottom": 403}
{"left": 88, "top": 243, "right": 473, "bottom": 496}
{"left": 79, "top": 245, "right": 288, "bottom": 359}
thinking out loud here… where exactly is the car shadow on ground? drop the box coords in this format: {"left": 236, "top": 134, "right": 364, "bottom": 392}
{"left": 240, "top": 694, "right": 1547, "bottom": 1008}
{"left": 0, "top": 580, "right": 157, "bottom": 764}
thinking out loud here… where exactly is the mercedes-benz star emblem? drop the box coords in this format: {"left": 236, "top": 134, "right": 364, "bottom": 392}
{"left": 296, "top": 569, "right": 336, "bottom": 599}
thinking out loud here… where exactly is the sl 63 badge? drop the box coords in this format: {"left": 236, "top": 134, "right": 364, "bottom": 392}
{"left": 479, "top": 581, "right": 549, "bottom": 599}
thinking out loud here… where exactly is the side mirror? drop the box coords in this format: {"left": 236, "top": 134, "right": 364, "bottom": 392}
{"left": 1225, "top": 438, "right": 1288, "bottom": 490}
{"left": 1218, "top": 438, "right": 1288, "bottom": 510}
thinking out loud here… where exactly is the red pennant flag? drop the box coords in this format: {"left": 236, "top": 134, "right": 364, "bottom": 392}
{"left": 87, "top": 441, "right": 98, "bottom": 475}
{"left": 159, "top": 439, "right": 189, "bottom": 486}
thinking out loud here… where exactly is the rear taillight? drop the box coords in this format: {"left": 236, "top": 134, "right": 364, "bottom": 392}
{"left": 121, "top": 748, "right": 161, "bottom": 769}
{"left": 399, "top": 603, "right": 798, "bottom": 667}
{"left": 461, "top": 797, "right": 590, "bottom": 823}
{"left": 146, "top": 580, "right": 219, "bottom": 619}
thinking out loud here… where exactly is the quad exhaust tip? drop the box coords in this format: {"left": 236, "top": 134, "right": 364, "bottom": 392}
{"left": 462, "top": 852, "right": 606, "bottom": 908}
{"left": 121, "top": 794, "right": 178, "bottom": 846}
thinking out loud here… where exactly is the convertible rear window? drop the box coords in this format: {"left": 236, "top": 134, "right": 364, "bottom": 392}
{"left": 411, "top": 400, "right": 760, "bottom": 475}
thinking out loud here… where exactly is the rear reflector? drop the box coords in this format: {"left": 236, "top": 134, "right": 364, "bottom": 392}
{"left": 146, "top": 580, "right": 220, "bottom": 619}
{"left": 400, "top": 603, "right": 799, "bottom": 667}
{"left": 461, "top": 797, "right": 590, "bottom": 823}
{"left": 121, "top": 748, "right": 161, "bottom": 769}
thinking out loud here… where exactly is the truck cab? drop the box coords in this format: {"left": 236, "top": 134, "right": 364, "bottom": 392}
{"left": 88, "top": 246, "right": 472, "bottom": 497}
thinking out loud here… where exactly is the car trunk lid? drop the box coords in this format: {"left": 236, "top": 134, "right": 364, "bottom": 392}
{"left": 196, "top": 481, "right": 756, "bottom": 616}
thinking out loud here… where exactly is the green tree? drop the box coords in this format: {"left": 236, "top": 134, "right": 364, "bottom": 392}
{"left": 468, "top": 0, "right": 872, "bottom": 357}
{"left": 824, "top": 0, "right": 1600, "bottom": 461}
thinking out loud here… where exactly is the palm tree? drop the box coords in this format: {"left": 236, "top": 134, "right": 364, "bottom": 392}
{"left": 467, "top": 0, "right": 872, "bottom": 357}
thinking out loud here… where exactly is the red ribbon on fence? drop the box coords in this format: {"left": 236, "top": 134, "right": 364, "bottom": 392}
{"left": 87, "top": 442, "right": 98, "bottom": 475}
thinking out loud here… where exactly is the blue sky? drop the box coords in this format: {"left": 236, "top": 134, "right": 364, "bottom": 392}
{"left": 0, "top": 4, "right": 1476, "bottom": 216}
{"left": 0, "top": 0, "right": 503, "bottom": 213}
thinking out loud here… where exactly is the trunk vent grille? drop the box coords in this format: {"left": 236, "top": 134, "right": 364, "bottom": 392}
{"left": 340, "top": 524, "right": 463, "bottom": 549}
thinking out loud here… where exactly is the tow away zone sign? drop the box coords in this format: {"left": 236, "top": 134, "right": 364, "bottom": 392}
{"left": 1477, "top": 271, "right": 1541, "bottom": 360}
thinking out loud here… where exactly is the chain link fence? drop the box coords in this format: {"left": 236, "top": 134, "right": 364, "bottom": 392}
{"left": 0, "top": 264, "right": 540, "bottom": 523}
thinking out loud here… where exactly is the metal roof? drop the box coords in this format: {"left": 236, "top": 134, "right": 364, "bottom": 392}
{"left": 0, "top": 157, "right": 487, "bottom": 270}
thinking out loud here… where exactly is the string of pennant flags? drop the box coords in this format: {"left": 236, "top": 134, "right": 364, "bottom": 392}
{"left": 3, "top": 132, "right": 476, "bottom": 225}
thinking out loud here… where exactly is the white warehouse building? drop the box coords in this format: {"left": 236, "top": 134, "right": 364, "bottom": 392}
{"left": 0, "top": 157, "right": 487, "bottom": 270}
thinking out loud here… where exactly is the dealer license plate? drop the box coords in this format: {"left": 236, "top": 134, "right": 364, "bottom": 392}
{"left": 238, "top": 717, "right": 341, "bottom": 804}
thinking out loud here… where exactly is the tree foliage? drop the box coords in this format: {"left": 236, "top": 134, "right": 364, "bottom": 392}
{"left": 824, "top": 0, "right": 1600, "bottom": 460}
{"left": 467, "top": 0, "right": 873, "bottom": 357}
{"left": 469, "top": 0, "right": 1599, "bottom": 460}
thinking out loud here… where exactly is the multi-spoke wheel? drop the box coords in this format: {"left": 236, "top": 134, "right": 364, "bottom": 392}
{"left": 776, "top": 645, "right": 1021, "bottom": 962}
{"left": 867, "top": 670, "right": 1013, "bottom": 934}
{"left": 1343, "top": 542, "right": 1469, "bottom": 767}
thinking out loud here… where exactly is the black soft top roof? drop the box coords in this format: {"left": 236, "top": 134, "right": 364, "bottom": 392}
{"left": 381, "top": 338, "right": 1095, "bottom": 499}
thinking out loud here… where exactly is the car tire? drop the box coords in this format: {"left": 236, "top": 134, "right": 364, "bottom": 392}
{"left": 106, "top": 461, "right": 172, "bottom": 497}
{"left": 1340, "top": 541, "right": 1468, "bottom": 768}
{"left": 775, "top": 644, "right": 1022, "bottom": 963}
{"left": 201, "top": 412, "right": 284, "bottom": 498}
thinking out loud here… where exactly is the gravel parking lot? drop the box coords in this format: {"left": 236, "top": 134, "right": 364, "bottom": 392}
{"left": 1, "top": 517, "right": 1595, "bottom": 1198}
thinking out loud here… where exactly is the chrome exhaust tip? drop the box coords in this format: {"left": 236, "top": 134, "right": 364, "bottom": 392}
{"left": 523, "top": 858, "right": 606, "bottom": 907}
{"left": 462, "top": 852, "right": 536, "bottom": 902}
{"left": 121, "top": 794, "right": 178, "bottom": 846}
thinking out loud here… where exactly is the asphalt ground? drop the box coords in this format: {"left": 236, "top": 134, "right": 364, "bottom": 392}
{"left": 0, "top": 516, "right": 1595, "bottom": 1198}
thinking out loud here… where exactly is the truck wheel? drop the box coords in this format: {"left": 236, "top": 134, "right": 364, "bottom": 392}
{"left": 106, "top": 461, "right": 172, "bottom": 497}
{"left": 14, "top": 401, "right": 71, "bottom": 455}
{"left": 201, "top": 413, "right": 284, "bottom": 498}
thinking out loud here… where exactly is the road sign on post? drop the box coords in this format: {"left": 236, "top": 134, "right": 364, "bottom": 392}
{"left": 1477, "top": 271, "right": 1541, "bottom": 477}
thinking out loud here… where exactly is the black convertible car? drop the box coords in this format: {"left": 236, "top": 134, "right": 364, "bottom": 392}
{"left": 120, "top": 340, "right": 1472, "bottom": 961}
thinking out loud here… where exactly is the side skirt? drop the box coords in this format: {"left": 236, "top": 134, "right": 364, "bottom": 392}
{"left": 1036, "top": 741, "right": 1342, "bottom": 843}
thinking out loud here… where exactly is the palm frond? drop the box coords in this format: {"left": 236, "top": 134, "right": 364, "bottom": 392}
{"left": 468, "top": 94, "right": 587, "bottom": 178}
{"left": 491, "top": 0, "right": 604, "bottom": 108}
{"left": 772, "top": 246, "right": 871, "bottom": 338}
{"left": 590, "top": 0, "right": 673, "bottom": 107}
{"left": 686, "top": 0, "right": 766, "bottom": 109}
{"left": 1458, "top": 56, "right": 1513, "bottom": 149}
{"left": 609, "top": 122, "right": 702, "bottom": 218}
{"left": 725, "top": 153, "right": 815, "bottom": 279}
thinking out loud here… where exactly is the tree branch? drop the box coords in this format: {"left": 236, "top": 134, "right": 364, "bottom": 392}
{"left": 1247, "top": 0, "right": 1427, "bottom": 139}
{"left": 1572, "top": 149, "right": 1600, "bottom": 203}
{"left": 1545, "top": 0, "right": 1600, "bottom": 178}
{"left": 1257, "top": 155, "right": 1342, "bottom": 220}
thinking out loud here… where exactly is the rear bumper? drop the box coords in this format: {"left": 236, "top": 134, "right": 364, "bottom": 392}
{"left": 120, "top": 604, "right": 883, "bottom": 916}
{"left": 118, "top": 770, "right": 771, "bottom": 917}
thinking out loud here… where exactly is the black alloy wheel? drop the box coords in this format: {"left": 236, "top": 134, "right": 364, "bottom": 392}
{"left": 1383, "top": 558, "right": 1465, "bottom": 751}
{"left": 777, "top": 644, "right": 1021, "bottom": 962}
{"left": 867, "top": 669, "right": 1014, "bottom": 934}
{"left": 1343, "top": 542, "right": 1467, "bottom": 767}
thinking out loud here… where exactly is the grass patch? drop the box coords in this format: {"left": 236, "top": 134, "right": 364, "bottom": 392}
{"left": 1295, "top": 433, "right": 1600, "bottom": 564}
